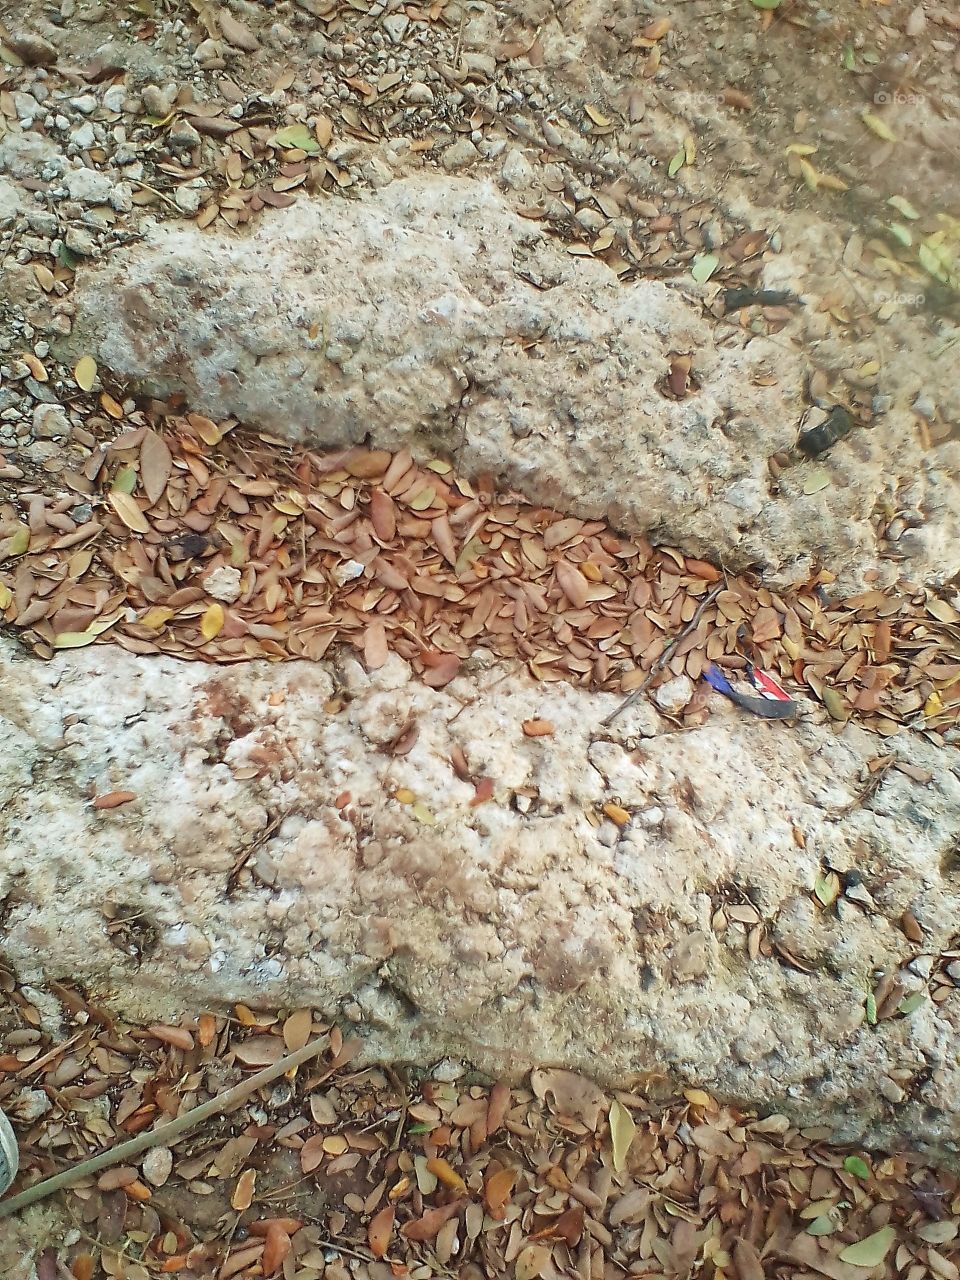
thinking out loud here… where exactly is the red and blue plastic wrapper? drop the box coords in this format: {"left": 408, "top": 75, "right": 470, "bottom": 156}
{"left": 703, "top": 663, "right": 799, "bottom": 720}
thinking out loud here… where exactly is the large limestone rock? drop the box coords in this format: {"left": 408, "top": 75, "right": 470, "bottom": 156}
{"left": 67, "top": 177, "right": 960, "bottom": 592}
{"left": 3, "top": 634, "right": 959, "bottom": 1160}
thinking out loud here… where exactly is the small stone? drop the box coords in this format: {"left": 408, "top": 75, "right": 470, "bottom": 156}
{"left": 907, "top": 955, "right": 934, "bottom": 979}
{"left": 441, "top": 137, "right": 480, "bottom": 171}
{"left": 110, "top": 183, "right": 134, "bottom": 213}
{"left": 430, "top": 1058, "right": 465, "bottom": 1082}
{"left": 63, "top": 166, "right": 114, "bottom": 204}
{"left": 382, "top": 13, "right": 409, "bottom": 43}
{"left": 946, "top": 961, "right": 960, "bottom": 984}
{"left": 880, "top": 1077, "right": 906, "bottom": 1105}
{"left": 202, "top": 565, "right": 242, "bottom": 603}
{"left": 71, "top": 121, "right": 96, "bottom": 151}
{"left": 11, "top": 1089, "right": 51, "bottom": 1122}
{"left": 102, "top": 85, "right": 127, "bottom": 113}
{"left": 141, "top": 84, "right": 177, "bottom": 117}
{"left": 639, "top": 806, "right": 664, "bottom": 827}
{"left": 168, "top": 119, "right": 201, "bottom": 149}
{"left": 174, "top": 185, "right": 203, "bottom": 215}
{"left": 653, "top": 674, "right": 694, "bottom": 715}
{"left": 32, "top": 403, "right": 70, "bottom": 439}
{"left": 70, "top": 94, "right": 98, "bottom": 115}
{"left": 501, "top": 148, "right": 533, "bottom": 189}
{"left": 141, "top": 1145, "right": 173, "bottom": 1187}
{"left": 4, "top": 31, "right": 58, "bottom": 65}
{"left": 64, "top": 225, "right": 97, "bottom": 256}
{"left": 0, "top": 178, "right": 21, "bottom": 225}
{"left": 404, "top": 81, "right": 434, "bottom": 106}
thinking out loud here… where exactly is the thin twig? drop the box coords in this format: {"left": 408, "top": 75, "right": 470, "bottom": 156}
{"left": 0, "top": 1034, "right": 332, "bottom": 1219}
{"left": 601, "top": 581, "right": 724, "bottom": 726}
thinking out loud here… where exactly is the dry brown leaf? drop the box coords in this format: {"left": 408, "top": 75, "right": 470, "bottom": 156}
{"left": 530, "top": 1068, "right": 607, "bottom": 1131}
{"left": 282, "top": 1008, "right": 313, "bottom": 1052}
{"left": 140, "top": 429, "right": 172, "bottom": 507}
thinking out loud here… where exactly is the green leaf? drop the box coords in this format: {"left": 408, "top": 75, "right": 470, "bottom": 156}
{"left": 888, "top": 195, "right": 920, "bottom": 220}
{"left": 57, "top": 243, "right": 82, "bottom": 271}
{"left": 841, "top": 45, "right": 855, "bottom": 71}
{"left": 609, "top": 1099, "right": 636, "bottom": 1173}
{"left": 801, "top": 466, "right": 831, "bottom": 495}
{"left": 865, "top": 992, "right": 877, "bottom": 1026}
{"left": 807, "top": 1215, "right": 837, "bottom": 1236}
{"left": 814, "top": 871, "right": 840, "bottom": 907}
{"left": 839, "top": 1226, "right": 896, "bottom": 1267}
{"left": 407, "top": 1123, "right": 433, "bottom": 1135}
{"left": 888, "top": 223, "right": 913, "bottom": 249}
{"left": 667, "top": 148, "right": 685, "bottom": 178}
{"left": 843, "top": 1156, "right": 870, "bottom": 1180}
{"left": 898, "top": 991, "right": 925, "bottom": 1016}
{"left": 0, "top": 524, "right": 30, "bottom": 561}
{"left": 750, "top": 0, "right": 782, "bottom": 8}
{"left": 111, "top": 465, "right": 138, "bottom": 495}
{"left": 691, "top": 254, "right": 720, "bottom": 284}
{"left": 273, "top": 123, "right": 322, "bottom": 154}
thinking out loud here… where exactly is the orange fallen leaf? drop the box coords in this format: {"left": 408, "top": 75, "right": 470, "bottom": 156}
{"left": 262, "top": 1225, "right": 291, "bottom": 1276}
{"left": 93, "top": 790, "right": 137, "bottom": 810}
{"left": 401, "top": 1199, "right": 465, "bottom": 1241}
{"left": 425, "top": 1157, "right": 467, "bottom": 1195}
{"left": 232, "top": 1167, "right": 257, "bottom": 1212}
{"left": 522, "top": 719, "right": 555, "bottom": 737}
{"left": 368, "top": 1205, "right": 395, "bottom": 1258}
{"left": 484, "top": 1167, "right": 516, "bottom": 1217}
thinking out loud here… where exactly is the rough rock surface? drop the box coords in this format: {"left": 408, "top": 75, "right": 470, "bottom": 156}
{"left": 3, "top": 635, "right": 959, "bottom": 1159}
{"left": 67, "top": 180, "right": 960, "bottom": 592}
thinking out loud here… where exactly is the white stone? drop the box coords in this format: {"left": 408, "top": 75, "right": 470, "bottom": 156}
{"left": 653, "top": 674, "right": 694, "bottom": 716}
{"left": 67, "top": 180, "right": 960, "bottom": 591}
{"left": 32, "top": 403, "right": 70, "bottom": 438}
{"left": 2, "top": 637, "right": 959, "bottom": 1157}
{"left": 382, "top": 13, "right": 409, "bottom": 43}
{"left": 202, "top": 564, "right": 242, "bottom": 603}
{"left": 63, "top": 165, "right": 114, "bottom": 205}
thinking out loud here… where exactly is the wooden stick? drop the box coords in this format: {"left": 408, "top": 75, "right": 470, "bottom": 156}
{"left": 601, "top": 582, "right": 724, "bottom": 726}
{"left": 0, "top": 1035, "right": 334, "bottom": 1219}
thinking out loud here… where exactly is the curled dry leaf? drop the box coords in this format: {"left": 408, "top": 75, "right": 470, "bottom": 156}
{"left": 530, "top": 1068, "right": 607, "bottom": 1131}
{"left": 231, "top": 1167, "right": 257, "bottom": 1213}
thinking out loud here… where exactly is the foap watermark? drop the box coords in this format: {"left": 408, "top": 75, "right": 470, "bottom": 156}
{"left": 873, "top": 89, "right": 924, "bottom": 106}
{"left": 876, "top": 289, "right": 926, "bottom": 309}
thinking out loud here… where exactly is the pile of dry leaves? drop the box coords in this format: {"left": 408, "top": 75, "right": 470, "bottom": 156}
{"left": 1, "top": 403, "right": 958, "bottom": 739}
{"left": 1, "top": 972, "right": 958, "bottom": 1280}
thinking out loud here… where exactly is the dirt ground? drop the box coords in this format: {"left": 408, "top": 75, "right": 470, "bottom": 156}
{"left": 2, "top": 0, "right": 960, "bottom": 1274}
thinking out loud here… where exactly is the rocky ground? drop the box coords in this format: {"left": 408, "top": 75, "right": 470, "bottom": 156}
{"left": 1, "top": 0, "right": 960, "bottom": 1273}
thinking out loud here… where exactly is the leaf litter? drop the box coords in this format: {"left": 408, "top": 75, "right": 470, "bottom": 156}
{"left": 2, "top": 968, "right": 958, "bottom": 1280}
{"left": 1, "top": 409, "right": 957, "bottom": 740}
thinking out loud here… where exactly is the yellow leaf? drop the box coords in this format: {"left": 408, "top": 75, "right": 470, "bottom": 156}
{"left": 858, "top": 360, "right": 880, "bottom": 377}
{"left": 1, "top": 524, "right": 30, "bottom": 559}
{"left": 74, "top": 355, "right": 98, "bottom": 391}
{"left": 684, "top": 1088, "right": 715, "bottom": 1108}
{"left": 0, "top": 582, "right": 12, "bottom": 609}
{"left": 53, "top": 630, "right": 102, "bottom": 649}
{"left": 861, "top": 111, "right": 897, "bottom": 143}
{"left": 100, "top": 392, "right": 124, "bottom": 419}
{"left": 924, "top": 690, "right": 943, "bottom": 718}
{"left": 409, "top": 486, "right": 436, "bottom": 511}
{"left": 410, "top": 801, "right": 436, "bottom": 825}
{"left": 585, "top": 103, "right": 611, "bottom": 127}
{"left": 785, "top": 142, "right": 818, "bottom": 156}
{"left": 683, "top": 133, "right": 696, "bottom": 165}
{"left": 609, "top": 1098, "right": 636, "bottom": 1172}
{"left": 395, "top": 788, "right": 415, "bottom": 805}
{"left": 798, "top": 158, "right": 819, "bottom": 191}
{"left": 817, "top": 172, "right": 849, "bottom": 192}
{"left": 140, "top": 606, "right": 174, "bottom": 630}
{"left": 200, "top": 602, "right": 225, "bottom": 640}
{"left": 108, "top": 490, "right": 150, "bottom": 534}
